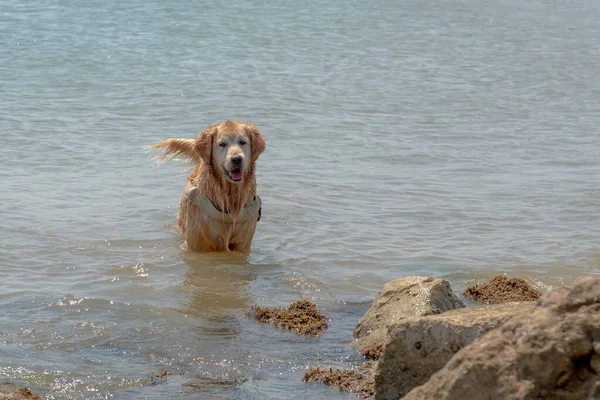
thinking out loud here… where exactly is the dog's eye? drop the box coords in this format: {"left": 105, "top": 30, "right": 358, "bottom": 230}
{"left": 239, "top": 140, "right": 247, "bottom": 145}
{"left": 219, "top": 142, "right": 227, "bottom": 147}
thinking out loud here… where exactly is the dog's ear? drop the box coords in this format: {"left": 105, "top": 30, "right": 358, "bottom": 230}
{"left": 245, "top": 124, "right": 266, "bottom": 163}
{"left": 148, "top": 138, "right": 200, "bottom": 162}
{"left": 195, "top": 125, "right": 217, "bottom": 164}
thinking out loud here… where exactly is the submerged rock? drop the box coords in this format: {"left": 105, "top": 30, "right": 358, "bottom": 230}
{"left": 303, "top": 361, "right": 376, "bottom": 399}
{"left": 375, "top": 301, "right": 535, "bottom": 400}
{"left": 182, "top": 376, "right": 247, "bottom": 389}
{"left": 462, "top": 275, "right": 541, "bottom": 304}
{"left": 402, "top": 277, "right": 600, "bottom": 400}
{"left": 353, "top": 277, "right": 464, "bottom": 359}
{"left": 0, "top": 384, "right": 44, "bottom": 400}
{"left": 252, "top": 300, "right": 328, "bottom": 336}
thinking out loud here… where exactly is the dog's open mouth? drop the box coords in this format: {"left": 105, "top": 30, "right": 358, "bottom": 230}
{"left": 227, "top": 168, "right": 243, "bottom": 182}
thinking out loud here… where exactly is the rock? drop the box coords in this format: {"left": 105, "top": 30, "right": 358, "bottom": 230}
{"left": 0, "top": 383, "right": 44, "bottom": 400}
{"left": 402, "top": 277, "right": 600, "bottom": 400}
{"left": 462, "top": 275, "right": 541, "bottom": 304}
{"left": 353, "top": 277, "right": 464, "bottom": 359}
{"left": 590, "top": 353, "right": 600, "bottom": 375}
{"left": 375, "top": 301, "right": 535, "bottom": 400}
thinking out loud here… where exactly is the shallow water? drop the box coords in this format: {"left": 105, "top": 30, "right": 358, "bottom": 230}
{"left": 1, "top": 0, "right": 600, "bottom": 398}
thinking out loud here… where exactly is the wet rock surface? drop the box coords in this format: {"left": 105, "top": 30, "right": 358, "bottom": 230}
{"left": 0, "top": 383, "right": 44, "bottom": 400}
{"left": 375, "top": 301, "right": 535, "bottom": 399}
{"left": 353, "top": 277, "right": 464, "bottom": 358}
{"left": 303, "top": 361, "right": 377, "bottom": 399}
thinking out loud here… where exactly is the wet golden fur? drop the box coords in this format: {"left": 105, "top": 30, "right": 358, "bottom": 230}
{"left": 150, "top": 121, "right": 266, "bottom": 253}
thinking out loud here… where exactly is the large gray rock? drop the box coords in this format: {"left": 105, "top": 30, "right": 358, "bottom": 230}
{"left": 402, "top": 277, "right": 600, "bottom": 400}
{"left": 353, "top": 277, "right": 464, "bottom": 359}
{"left": 375, "top": 301, "right": 535, "bottom": 400}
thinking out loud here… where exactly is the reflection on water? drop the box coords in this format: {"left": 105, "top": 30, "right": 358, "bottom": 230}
{"left": 179, "top": 251, "right": 256, "bottom": 319}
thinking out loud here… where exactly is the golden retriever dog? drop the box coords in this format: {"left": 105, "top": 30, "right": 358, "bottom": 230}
{"left": 150, "top": 121, "right": 266, "bottom": 253}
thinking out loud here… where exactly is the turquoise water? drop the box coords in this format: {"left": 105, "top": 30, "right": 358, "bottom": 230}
{"left": 1, "top": 0, "right": 600, "bottom": 398}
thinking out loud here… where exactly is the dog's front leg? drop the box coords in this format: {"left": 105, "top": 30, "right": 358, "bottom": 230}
{"left": 229, "top": 220, "right": 258, "bottom": 254}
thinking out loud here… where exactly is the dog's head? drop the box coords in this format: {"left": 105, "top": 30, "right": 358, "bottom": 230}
{"left": 150, "top": 121, "right": 266, "bottom": 184}
{"left": 197, "top": 121, "right": 265, "bottom": 184}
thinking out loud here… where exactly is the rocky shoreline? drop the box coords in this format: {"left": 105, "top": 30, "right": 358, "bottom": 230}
{"left": 8, "top": 275, "right": 600, "bottom": 399}
{"left": 303, "top": 275, "right": 600, "bottom": 400}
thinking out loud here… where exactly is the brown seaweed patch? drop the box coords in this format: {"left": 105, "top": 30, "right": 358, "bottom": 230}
{"left": 303, "top": 361, "right": 376, "bottom": 399}
{"left": 0, "top": 386, "right": 44, "bottom": 400}
{"left": 149, "top": 368, "right": 171, "bottom": 385}
{"left": 463, "top": 275, "right": 541, "bottom": 304}
{"left": 252, "top": 300, "right": 328, "bottom": 336}
{"left": 361, "top": 342, "right": 383, "bottom": 361}
{"left": 182, "top": 376, "right": 248, "bottom": 389}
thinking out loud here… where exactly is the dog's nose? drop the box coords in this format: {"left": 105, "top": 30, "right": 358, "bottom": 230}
{"left": 231, "top": 155, "right": 243, "bottom": 166}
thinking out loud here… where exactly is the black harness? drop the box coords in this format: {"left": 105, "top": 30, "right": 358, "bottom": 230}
{"left": 209, "top": 195, "right": 262, "bottom": 222}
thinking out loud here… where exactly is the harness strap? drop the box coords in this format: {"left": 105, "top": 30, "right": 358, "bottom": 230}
{"left": 183, "top": 185, "right": 262, "bottom": 223}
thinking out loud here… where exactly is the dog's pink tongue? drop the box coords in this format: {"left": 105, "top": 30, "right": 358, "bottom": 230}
{"left": 231, "top": 170, "right": 243, "bottom": 181}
